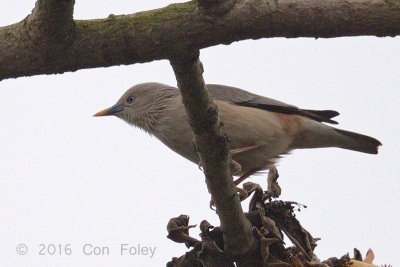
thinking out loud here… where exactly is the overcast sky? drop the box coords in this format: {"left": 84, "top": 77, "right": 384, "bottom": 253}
{"left": 0, "top": 1, "right": 399, "bottom": 266}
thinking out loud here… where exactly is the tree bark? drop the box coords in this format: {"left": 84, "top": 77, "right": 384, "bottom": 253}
{"left": 1, "top": 0, "right": 399, "bottom": 80}
{"left": 170, "top": 52, "right": 257, "bottom": 258}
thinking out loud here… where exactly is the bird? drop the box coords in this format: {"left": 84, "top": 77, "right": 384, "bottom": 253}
{"left": 94, "top": 82, "right": 381, "bottom": 194}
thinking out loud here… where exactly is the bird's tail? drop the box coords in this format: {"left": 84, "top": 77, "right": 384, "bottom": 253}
{"left": 292, "top": 120, "right": 381, "bottom": 154}
{"left": 332, "top": 128, "right": 381, "bottom": 154}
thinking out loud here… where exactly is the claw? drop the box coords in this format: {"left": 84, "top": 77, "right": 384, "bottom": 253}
{"left": 231, "top": 159, "right": 242, "bottom": 175}
{"left": 209, "top": 198, "right": 216, "bottom": 210}
{"left": 236, "top": 187, "right": 249, "bottom": 201}
{"left": 209, "top": 186, "right": 249, "bottom": 210}
{"left": 198, "top": 160, "right": 204, "bottom": 171}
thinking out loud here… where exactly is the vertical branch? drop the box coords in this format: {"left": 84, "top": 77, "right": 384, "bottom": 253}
{"left": 170, "top": 51, "right": 257, "bottom": 258}
{"left": 26, "top": 0, "right": 75, "bottom": 43}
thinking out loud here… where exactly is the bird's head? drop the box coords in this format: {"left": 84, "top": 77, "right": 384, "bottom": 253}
{"left": 94, "top": 82, "right": 177, "bottom": 133}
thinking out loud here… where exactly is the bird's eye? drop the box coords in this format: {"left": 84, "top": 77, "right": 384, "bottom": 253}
{"left": 127, "top": 96, "right": 135, "bottom": 104}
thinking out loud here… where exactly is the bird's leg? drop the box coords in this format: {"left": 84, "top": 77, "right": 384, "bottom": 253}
{"left": 230, "top": 145, "right": 265, "bottom": 183}
{"left": 208, "top": 146, "right": 262, "bottom": 209}
{"left": 266, "top": 167, "right": 281, "bottom": 198}
{"left": 233, "top": 168, "right": 262, "bottom": 186}
{"left": 210, "top": 167, "right": 262, "bottom": 209}
{"left": 230, "top": 145, "right": 263, "bottom": 155}
{"left": 232, "top": 168, "right": 264, "bottom": 202}
{"left": 200, "top": 145, "right": 258, "bottom": 174}
{"left": 209, "top": 160, "right": 244, "bottom": 209}
{"left": 231, "top": 159, "right": 241, "bottom": 175}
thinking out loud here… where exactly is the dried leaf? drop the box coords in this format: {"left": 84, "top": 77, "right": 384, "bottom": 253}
{"left": 256, "top": 203, "right": 284, "bottom": 243}
{"left": 167, "top": 215, "right": 200, "bottom": 248}
{"left": 243, "top": 182, "right": 263, "bottom": 211}
{"left": 364, "top": 249, "right": 374, "bottom": 264}
{"left": 349, "top": 260, "right": 379, "bottom": 267}
{"left": 267, "top": 167, "right": 281, "bottom": 198}
{"left": 353, "top": 248, "right": 363, "bottom": 261}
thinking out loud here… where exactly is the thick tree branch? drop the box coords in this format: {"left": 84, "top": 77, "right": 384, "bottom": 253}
{"left": 1, "top": 0, "right": 399, "bottom": 80}
{"left": 170, "top": 52, "right": 256, "bottom": 258}
{"left": 0, "top": 0, "right": 75, "bottom": 78}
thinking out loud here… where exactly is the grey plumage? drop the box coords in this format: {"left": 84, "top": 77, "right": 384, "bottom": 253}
{"left": 206, "top": 84, "right": 340, "bottom": 124}
{"left": 94, "top": 82, "right": 381, "bottom": 176}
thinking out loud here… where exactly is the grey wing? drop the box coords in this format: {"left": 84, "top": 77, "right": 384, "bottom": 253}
{"left": 206, "top": 84, "right": 339, "bottom": 124}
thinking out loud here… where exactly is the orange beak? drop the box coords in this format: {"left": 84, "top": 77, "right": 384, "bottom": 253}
{"left": 93, "top": 105, "right": 125, "bottom": 117}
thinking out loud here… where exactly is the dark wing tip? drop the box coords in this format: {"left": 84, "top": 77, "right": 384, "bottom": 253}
{"left": 327, "top": 119, "right": 339, "bottom": 124}
{"left": 236, "top": 102, "right": 340, "bottom": 124}
{"left": 302, "top": 109, "right": 340, "bottom": 124}
{"left": 303, "top": 109, "right": 340, "bottom": 119}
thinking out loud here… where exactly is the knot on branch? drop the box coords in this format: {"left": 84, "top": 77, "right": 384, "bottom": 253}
{"left": 197, "top": 0, "right": 235, "bottom": 16}
{"left": 190, "top": 104, "right": 219, "bottom": 136}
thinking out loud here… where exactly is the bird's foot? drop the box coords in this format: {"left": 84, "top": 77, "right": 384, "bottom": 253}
{"left": 209, "top": 199, "right": 215, "bottom": 210}
{"left": 201, "top": 159, "right": 241, "bottom": 174}
{"left": 209, "top": 186, "right": 249, "bottom": 210}
{"left": 233, "top": 167, "right": 263, "bottom": 186}
{"left": 198, "top": 159, "right": 203, "bottom": 171}
{"left": 236, "top": 186, "right": 249, "bottom": 201}
{"left": 231, "top": 159, "right": 241, "bottom": 175}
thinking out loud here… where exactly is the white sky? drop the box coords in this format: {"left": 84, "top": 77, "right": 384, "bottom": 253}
{"left": 0, "top": 1, "right": 399, "bottom": 266}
